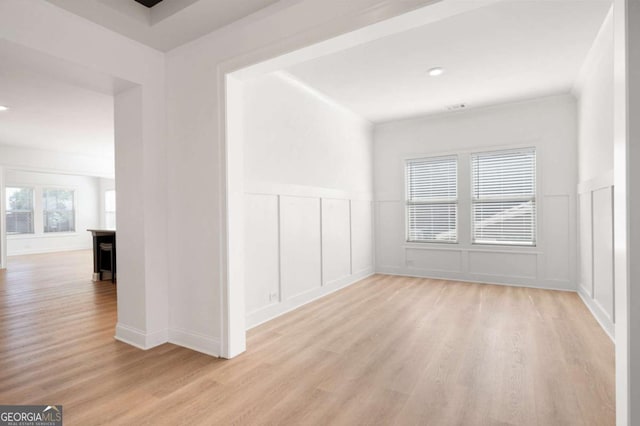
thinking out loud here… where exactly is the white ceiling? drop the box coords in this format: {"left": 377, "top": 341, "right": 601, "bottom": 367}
{"left": 285, "top": 0, "right": 612, "bottom": 123}
{"left": 0, "top": 62, "right": 114, "bottom": 159}
{"left": 44, "top": 0, "right": 283, "bottom": 51}
{"left": 0, "top": 0, "right": 610, "bottom": 161}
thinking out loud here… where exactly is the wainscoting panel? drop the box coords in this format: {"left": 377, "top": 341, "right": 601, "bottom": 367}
{"left": 244, "top": 194, "right": 280, "bottom": 314}
{"left": 279, "top": 195, "right": 322, "bottom": 300}
{"left": 576, "top": 173, "right": 614, "bottom": 340}
{"left": 592, "top": 186, "right": 614, "bottom": 322}
{"left": 351, "top": 200, "right": 374, "bottom": 273}
{"left": 374, "top": 195, "right": 572, "bottom": 290}
{"left": 405, "top": 247, "right": 462, "bottom": 273}
{"left": 468, "top": 251, "right": 538, "bottom": 280}
{"left": 321, "top": 198, "right": 351, "bottom": 285}
{"left": 245, "top": 187, "right": 374, "bottom": 329}
{"left": 578, "top": 192, "right": 593, "bottom": 297}
{"left": 543, "top": 195, "right": 572, "bottom": 282}
{"left": 375, "top": 201, "right": 404, "bottom": 270}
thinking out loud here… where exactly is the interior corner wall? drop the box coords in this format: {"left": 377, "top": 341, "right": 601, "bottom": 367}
{"left": 5, "top": 170, "right": 100, "bottom": 255}
{"left": 373, "top": 94, "right": 578, "bottom": 291}
{"left": 241, "top": 73, "right": 374, "bottom": 328}
{"left": 575, "top": 11, "right": 615, "bottom": 339}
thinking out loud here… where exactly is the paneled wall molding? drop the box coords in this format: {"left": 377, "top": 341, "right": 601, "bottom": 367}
{"left": 245, "top": 188, "right": 374, "bottom": 329}
{"left": 374, "top": 194, "right": 574, "bottom": 291}
{"left": 577, "top": 170, "right": 615, "bottom": 340}
{"left": 246, "top": 267, "right": 374, "bottom": 329}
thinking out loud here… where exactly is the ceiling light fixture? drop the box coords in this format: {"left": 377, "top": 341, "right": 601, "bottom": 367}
{"left": 0, "top": 105, "right": 8, "bottom": 111}
{"left": 428, "top": 67, "right": 444, "bottom": 77}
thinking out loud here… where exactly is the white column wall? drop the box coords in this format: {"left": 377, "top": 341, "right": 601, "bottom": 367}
{"left": 627, "top": 1, "right": 640, "bottom": 422}
{"left": 615, "top": 0, "right": 640, "bottom": 424}
{"left": 0, "top": 1, "right": 169, "bottom": 350}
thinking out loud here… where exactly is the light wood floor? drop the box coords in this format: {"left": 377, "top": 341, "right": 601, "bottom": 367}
{"left": 0, "top": 250, "right": 614, "bottom": 425}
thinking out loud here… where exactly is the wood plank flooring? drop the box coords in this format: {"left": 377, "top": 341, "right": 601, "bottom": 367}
{"left": 0, "top": 250, "right": 614, "bottom": 425}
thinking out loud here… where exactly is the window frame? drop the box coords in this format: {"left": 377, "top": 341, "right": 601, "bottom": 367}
{"left": 42, "top": 187, "right": 77, "bottom": 234}
{"left": 470, "top": 147, "right": 537, "bottom": 247}
{"left": 405, "top": 154, "right": 459, "bottom": 244}
{"left": 104, "top": 189, "right": 116, "bottom": 229}
{"left": 5, "top": 186, "right": 35, "bottom": 235}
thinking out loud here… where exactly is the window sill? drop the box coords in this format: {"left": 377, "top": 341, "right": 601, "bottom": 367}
{"left": 7, "top": 232, "right": 79, "bottom": 240}
{"left": 403, "top": 243, "right": 542, "bottom": 255}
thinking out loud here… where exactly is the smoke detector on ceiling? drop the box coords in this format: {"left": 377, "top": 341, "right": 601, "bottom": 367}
{"left": 446, "top": 103, "right": 467, "bottom": 111}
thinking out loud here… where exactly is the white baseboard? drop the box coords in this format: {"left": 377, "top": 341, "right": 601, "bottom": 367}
{"left": 375, "top": 267, "right": 575, "bottom": 292}
{"left": 169, "top": 328, "right": 221, "bottom": 357}
{"left": 115, "top": 323, "right": 168, "bottom": 350}
{"left": 578, "top": 288, "right": 615, "bottom": 342}
{"left": 246, "top": 267, "right": 374, "bottom": 330}
{"left": 116, "top": 323, "right": 220, "bottom": 357}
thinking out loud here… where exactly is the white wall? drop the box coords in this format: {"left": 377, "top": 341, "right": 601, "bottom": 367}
{"left": 373, "top": 94, "right": 577, "bottom": 290}
{"left": 243, "top": 72, "right": 373, "bottom": 194}
{"left": 5, "top": 170, "right": 100, "bottom": 255}
{"left": 574, "top": 10, "right": 615, "bottom": 339}
{"left": 242, "top": 73, "right": 374, "bottom": 328}
{"left": 614, "top": 0, "right": 640, "bottom": 421}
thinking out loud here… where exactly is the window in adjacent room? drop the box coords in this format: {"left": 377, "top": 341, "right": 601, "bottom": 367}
{"left": 471, "top": 148, "right": 536, "bottom": 245}
{"left": 43, "top": 188, "right": 75, "bottom": 233}
{"left": 5, "top": 187, "right": 34, "bottom": 234}
{"left": 105, "top": 189, "right": 116, "bottom": 229}
{"left": 406, "top": 155, "right": 458, "bottom": 243}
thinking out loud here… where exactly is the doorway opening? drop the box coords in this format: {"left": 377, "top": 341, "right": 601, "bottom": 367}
{"left": 221, "top": 0, "right": 617, "bottom": 423}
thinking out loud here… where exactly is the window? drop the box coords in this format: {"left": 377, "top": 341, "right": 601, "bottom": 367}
{"left": 5, "top": 187, "right": 34, "bottom": 234}
{"left": 406, "top": 155, "right": 458, "bottom": 243}
{"left": 471, "top": 148, "right": 536, "bottom": 245}
{"left": 43, "top": 188, "right": 75, "bottom": 233}
{"left": 105, "top": 190, "right": 116, "bottom": 229}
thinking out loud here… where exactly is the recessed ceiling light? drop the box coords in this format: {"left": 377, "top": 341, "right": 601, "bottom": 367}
{"left": 428, "top": 67, "right": 444, "bottom": 77}
{"left": 0, "top": 105, "right": 8, "bottom": 111}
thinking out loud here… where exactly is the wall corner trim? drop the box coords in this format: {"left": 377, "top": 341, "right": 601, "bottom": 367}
{"left": 577, "top": 288, "right": 615, "bottom": 342}
{"left": 169, "top": 328, "right": 221, "bottom": 358}
{"left": 115, "top": 323, "right": 169, "bottom": 350}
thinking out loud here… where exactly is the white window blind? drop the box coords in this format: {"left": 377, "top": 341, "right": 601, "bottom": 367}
{"left": 406, "top": 155, "right": 457, "bottom": 242}
{"left": 471, "top": 148, "right": 536, "bottom": 245}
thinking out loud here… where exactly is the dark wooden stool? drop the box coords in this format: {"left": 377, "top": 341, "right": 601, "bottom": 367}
{"left": 99, "top": 242, "right": 116, "bottom": 283}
